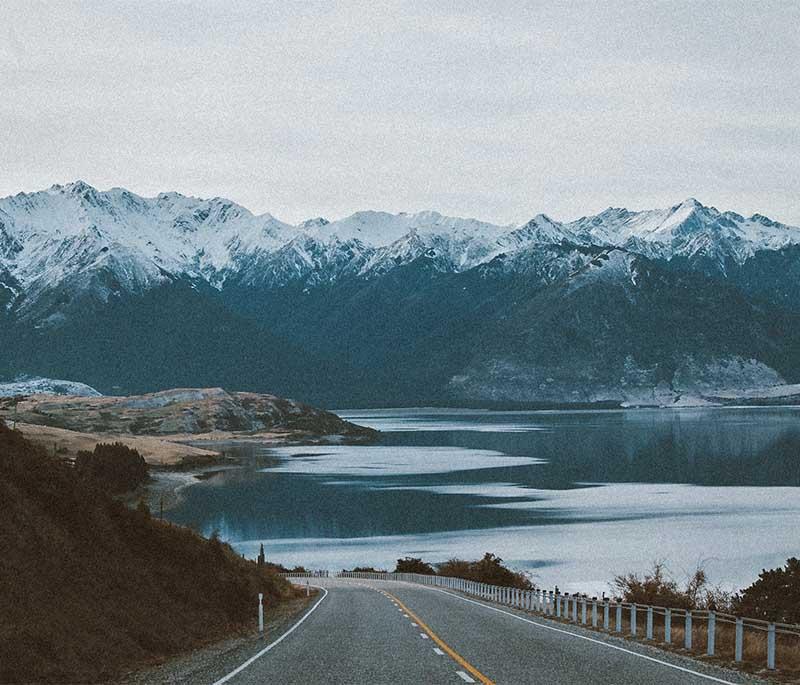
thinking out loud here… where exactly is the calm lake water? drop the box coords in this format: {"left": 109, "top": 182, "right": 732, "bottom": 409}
{"left": 165, "top": 407, "right": 800, "bottom": 593}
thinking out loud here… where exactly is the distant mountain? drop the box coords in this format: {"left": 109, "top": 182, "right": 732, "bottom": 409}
{"left": 2, "top": 181, "right": 800, "bottom": 407}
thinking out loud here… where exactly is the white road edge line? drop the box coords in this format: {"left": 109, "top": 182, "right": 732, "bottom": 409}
{"left": 411, "top": 585, "right": 739, "bottom": 685}
{"left": 433, "top": 647, "right": 445, "bottom": 656}
{"left": 212, "top": 586, "right": 329, "bottom": 685}
{"left": 420, "top": 633, "right": 429, "bottom": 639}
{"left": 456, "top": 671, "right": 476, "bottom": 683}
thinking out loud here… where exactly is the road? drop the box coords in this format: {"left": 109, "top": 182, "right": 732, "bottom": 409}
{"left": 211, "top": 579, "right": 759, "bottom": 685}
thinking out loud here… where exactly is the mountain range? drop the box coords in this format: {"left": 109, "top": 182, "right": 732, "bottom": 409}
{"left": 2, "top": 180, "right": 800, "bottom": 407}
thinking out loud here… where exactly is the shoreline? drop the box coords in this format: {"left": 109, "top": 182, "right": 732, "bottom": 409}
{"left": 136, "top": 431, "right": 375, "bottom": 514}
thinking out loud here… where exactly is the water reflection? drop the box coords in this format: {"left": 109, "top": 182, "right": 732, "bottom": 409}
{"left": 166, "top": 407, "right": 800, "bottom": 546}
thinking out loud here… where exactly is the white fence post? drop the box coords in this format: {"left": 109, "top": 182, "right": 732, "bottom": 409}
{"left": 767, "top": 623, "right": 776, "bottom": 670}
{"left": 646, "top": 606, "right": 653, "bottom": 640}
{"left": 581, "top": 598, "right": 587, "bottom": 625}
{"left": 685, "top": 611, "right": 693, "bottom": 650}
{"left": 707, "top": 612, "right": 715, "bottom": 656}
{"left": 665, "top": 608, "right": 672, "bottom": 644}
{"left": 615, "top": 603, "right": 622, "bottom": 632}
{"left": 258, "top": 593, "right": 264, "bottom": 633}
{"left": 603, "top": 601, "right": 610, "bottom": 630}
{"left": 734, "top": 618, "right": 743, "bottom": 662}
{"left": 592, "top": 599, "right": 598, "bottom": 628}
{"left": 631, "top": 604, "right": 637, "bottom": 637}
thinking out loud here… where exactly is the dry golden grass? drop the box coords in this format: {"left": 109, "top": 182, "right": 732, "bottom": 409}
{"left": 14, "top": 421, "right": 221, "bottom": 466}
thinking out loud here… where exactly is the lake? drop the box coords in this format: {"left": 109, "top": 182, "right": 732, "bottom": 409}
{"left": 164, "top": 407, "right": 800, "bottom": 594}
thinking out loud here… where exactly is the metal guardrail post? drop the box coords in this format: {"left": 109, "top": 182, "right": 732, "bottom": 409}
{"left": 646, "top": 606, "right": 653, "bottom": 640}
{"left": 767, "top": 623, "right": 776, "bottom": 670}
{"left": 685, "top": 611, "right": 693, "bottom": 650}
{"left": 665, "top": 608, "right": 671, "bottom": 644}
{"left": 631, "top": 604, "right": 637, "bottom": 637}
{"left": 707, "top": 612, "right": 715, "bottom": 656}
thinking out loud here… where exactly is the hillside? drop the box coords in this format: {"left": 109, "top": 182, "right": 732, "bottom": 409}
{"left": 0, "top": 421, "right": 300, "bottom": 684}
{"left": 3, "top": 182, "right": 800, "bottom": 406}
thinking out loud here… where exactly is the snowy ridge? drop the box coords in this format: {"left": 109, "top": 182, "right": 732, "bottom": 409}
{"left": 1, "top": 182, "right": 799, "bottom": 318}
{"left": 567, "top": 198, "right": 800, "bottom": 263}
{"left": 0, "top": 376, "right": 102, "bottom": 397}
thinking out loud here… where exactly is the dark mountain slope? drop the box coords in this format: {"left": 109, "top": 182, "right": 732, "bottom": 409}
{"left": 445, "top": 251, "right": 800, "bottom": 403}
{"left": 2, "top": 279, "right": 356, "bottom": 405}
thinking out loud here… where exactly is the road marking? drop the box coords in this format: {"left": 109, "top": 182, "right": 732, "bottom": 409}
{"left": 418, "top": 585, "right": 737, "bottom": 685}
{"left": 457, "top": 671, "right": 476, "bottom": 683}
{"left": 420, "top": 633, "right": 429, "bottom": 639}
{"left": 433, "top": 647, "right": 445, "bottom": 655}
{"left": 411, "top": 622, "right": 418, "bottom": 627}
{"left": 384, "top": 590, "right": 494, "bottom": 685}
{"left": 211, "top": 586, "right": 329, "bottom": 685}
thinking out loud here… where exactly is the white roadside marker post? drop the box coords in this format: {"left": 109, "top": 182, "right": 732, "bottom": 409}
{"left": 685, "top": 611, "right": 693, "bottom": 650}
{"left": 258, "top": 593, "right": 264, "bottom": 634}
{"left": 707, "top": 612, "right": 715, "bottom": 656}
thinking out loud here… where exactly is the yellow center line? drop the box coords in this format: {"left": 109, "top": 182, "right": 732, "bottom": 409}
{"left": 384, "top": 590, "right": 495, "bottom": 685}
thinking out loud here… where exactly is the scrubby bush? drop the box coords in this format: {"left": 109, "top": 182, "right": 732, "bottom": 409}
{"left": 75, "top": 441, "right": 149, "bottom": 493}
{"left": 438, "top": 553, "right": 533, "bottom": 590}
{"left": 394, "top": 557, "right": 436, "bottom": 575}
{"left": 734, "top": 557, "right": 800, "bottom": 623}
{"left": 393, "top": 553, "right": 531, "bottom": 588}
{"left": 264, "top": 561, "right": 308, "bottom": 574}
{"left": 612, "top": 561, "right": 733, "bottom": 611}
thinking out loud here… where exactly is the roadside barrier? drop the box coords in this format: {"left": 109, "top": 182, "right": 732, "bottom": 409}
{"left": 280, "top": 570, "right": 800, "bottom": 672}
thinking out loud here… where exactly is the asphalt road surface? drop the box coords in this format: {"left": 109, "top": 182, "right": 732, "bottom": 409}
{"left": 210, "top": 579, "right": 762, "bottom": 685}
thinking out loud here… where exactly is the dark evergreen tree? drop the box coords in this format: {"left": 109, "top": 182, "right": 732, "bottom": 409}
{"left": 257, "top": 543, "right": 265, "bottom": 567}
{"left": 74, "top": 442, "right": 148, "bottom": 493}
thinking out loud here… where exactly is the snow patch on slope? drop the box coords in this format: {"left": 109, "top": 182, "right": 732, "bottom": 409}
{"left": 0, "top": 376, "right": 102, "bottom": 397}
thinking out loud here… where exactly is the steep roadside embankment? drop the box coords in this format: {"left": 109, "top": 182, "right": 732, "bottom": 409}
{"left": 0, "top": 421, "right": 300, "bottom": 684}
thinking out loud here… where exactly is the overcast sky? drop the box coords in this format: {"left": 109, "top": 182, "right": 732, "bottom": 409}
{"left": 1, "top": 1, "right": 798, "bottom": 225}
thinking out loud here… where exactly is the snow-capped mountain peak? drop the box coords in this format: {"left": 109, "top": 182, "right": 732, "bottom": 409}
{"left": 2, "top": 183, "right": 799, "bottom": 323}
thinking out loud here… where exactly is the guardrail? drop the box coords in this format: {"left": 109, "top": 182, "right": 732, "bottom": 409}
{"left": 281, "top": 570, "right": 331, "bottom": 578}
{"left": 280, "top": 570, "right": 800, "bottom": 672}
